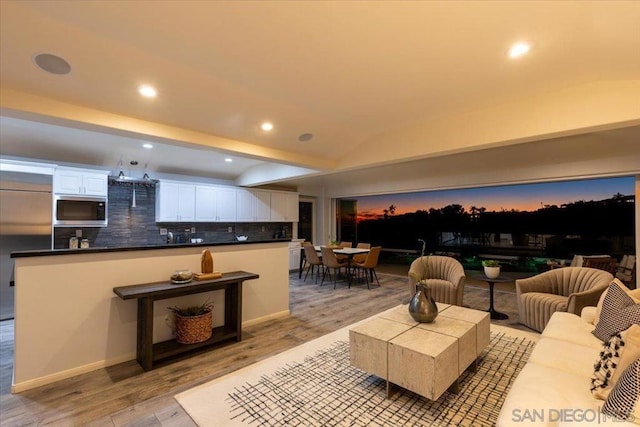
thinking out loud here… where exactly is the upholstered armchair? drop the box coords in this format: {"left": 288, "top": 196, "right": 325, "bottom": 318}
{"left": 408, "top": 256, "right": 466, "bottom": 306}
{"left": 516, "top": 267, "right": 613, "bottom": 332}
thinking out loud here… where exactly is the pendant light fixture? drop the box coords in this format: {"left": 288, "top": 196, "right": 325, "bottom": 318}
{"left": 117, "top": 160, "right": 125, "bottom": 180}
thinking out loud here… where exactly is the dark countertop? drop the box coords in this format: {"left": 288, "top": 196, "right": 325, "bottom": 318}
{"left": 11, "top": 238, "right": 292, "bottom": 258}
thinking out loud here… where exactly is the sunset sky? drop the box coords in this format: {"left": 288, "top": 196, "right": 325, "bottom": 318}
{"left": 353, "top": 177, "right": 634, "bottom": 222}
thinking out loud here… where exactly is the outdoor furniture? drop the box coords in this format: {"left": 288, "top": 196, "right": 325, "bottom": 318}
{"left": 408, "top": 256, "right": 466, "bottom": 306}
{"left": 320, "top": 246, "right": 348, "bottom": 288}
{"left": 302, "top": 244, "right": 323, "bottom": 283}
{"left": 516, "top": 266, "right": 613, "bottom": 332}
{"left": 582, "top": 257, "right": 618, "bottom": 275}
{"left": 616, "top": 254, "right": 636, "bottom": 289}
{"left": 352, "top": 246, "right": 381, "bottom": 288}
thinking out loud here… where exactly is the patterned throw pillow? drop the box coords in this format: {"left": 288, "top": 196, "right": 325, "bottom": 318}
{"left": 592, "top": 282, "right": 640, "bottom": 342}
{"left": 592, "top": 325, "right": 640, "bottom": 400}
{"left": 595, "top": 279, "right": 640, "bottom": 326}
{"left": 602, "top": 358, "right": 640, "bottom": 425}
{"left": 592, "top": 332, "right": 626, "bottom": 398}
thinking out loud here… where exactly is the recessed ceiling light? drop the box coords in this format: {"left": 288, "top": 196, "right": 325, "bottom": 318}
{"left": 260, "top": 122, "right": 274, "bottom": 131}
{"left": 224, "top": 158, "right": 233, "bottom": 163}
{"left": 298, "top": 133, "right": 313, "bottom": 142}
{"left": 138, "top": 85, "right": 157, "bottom": 98}
{"left": 509, "top": 42, "right": 532, "bottom": 59}
{"left": 33, "top": 53, "right": 71, "bottom": 75}
{"left": 142, "top": 143, "right": 153, "bottom": 149}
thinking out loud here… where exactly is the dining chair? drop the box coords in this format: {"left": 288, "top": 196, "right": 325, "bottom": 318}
{"left": 336, "top": 241, "right": 353, "bottom": 262}
{"left": 302, "top": 244, "right": 323, "bottom": 283}
{"left": 352, "top": 246, "right": 381, "bottom": 289}
{"left": 320, "top": 246, "right": 347, "bottom": 288}
{"left": 352, "top": 242, "right": 371, "bottom": 264}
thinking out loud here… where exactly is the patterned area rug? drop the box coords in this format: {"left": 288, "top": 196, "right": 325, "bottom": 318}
{"left": 176, "top": 318, "right": 536, "bottom": 426}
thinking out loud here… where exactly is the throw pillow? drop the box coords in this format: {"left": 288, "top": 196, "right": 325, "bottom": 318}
{"left": 592, "top": 324, "right": 640, "bottom": 400}
{"left": 591, "top": 332, "right": 625, "bottom": 399}
{"left": 595, "top": 279, "right": 640, "bottom": 326}
{"left": 602, "top": 357, "right": 640, "bottom": 425}
{"left": 592, "top": 282, "right": 640, "bottom": 342}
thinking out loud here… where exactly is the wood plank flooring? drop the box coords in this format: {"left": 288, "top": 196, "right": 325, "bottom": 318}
{"left": 0, "top": 269, "right": 525, "bottom": 426}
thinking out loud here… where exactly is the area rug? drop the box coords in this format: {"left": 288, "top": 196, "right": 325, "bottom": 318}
{"left": 176, "top": 312, "right": 537, "bottom": 427}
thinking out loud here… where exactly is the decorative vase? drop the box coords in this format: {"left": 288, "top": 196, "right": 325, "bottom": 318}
{"left": 484, "top": 266, "right": 500, "bottom": 279}
{"left": 409, "top": 283, "right": 438, "bottom": 323}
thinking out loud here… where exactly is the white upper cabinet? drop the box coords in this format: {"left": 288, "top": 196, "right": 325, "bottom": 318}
{"left": 156, "top": 180, "right": 297, "bottom": 223}
{"left": 156, "top": 181, "right": 196, "bottom": 222}
{"left": 215, "top": 187, "right": 237, "bottom": 222}
{"left": 271, "top": 191, "right": 298, "bottom": 222}
{"left": 195, "top": 185, "right": 217, "bottom": 222}
{"left": 236, "top": 189, "right": 271, "bottom": 222}
{"left": 254, "top": 190, "right": 271, "bottom": 221}
{"left": 53, "top": 168, "right": 108, "bottom": 196}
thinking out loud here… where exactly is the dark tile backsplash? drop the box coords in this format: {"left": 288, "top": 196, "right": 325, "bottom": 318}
{"left": 53, "top": 182, "right": 292, "bottom": 249}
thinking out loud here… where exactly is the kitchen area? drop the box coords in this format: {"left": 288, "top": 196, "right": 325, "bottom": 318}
{"left": 1, "top": 158, "right": 301, "bottom": 392}
{"left": 0, "top": 159, "right": 299, "bottom": 392}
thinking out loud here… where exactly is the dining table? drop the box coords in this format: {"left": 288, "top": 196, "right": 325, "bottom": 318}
{"left": 317, "top": 246, "right": 370, "bottom": 285}
{"left": 298, "top": 245, "right": 370, "bottom": 283}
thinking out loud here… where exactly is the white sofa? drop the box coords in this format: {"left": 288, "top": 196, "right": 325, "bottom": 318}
{"left": 497, "top": 308, "right": 636, "bottom": 426}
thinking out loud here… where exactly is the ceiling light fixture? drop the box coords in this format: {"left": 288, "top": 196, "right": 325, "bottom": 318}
{"left": 298, "top": 133, "right": 313, "bottom": 142}
{"left": 117, "top": 161, "right": 125, "bottom": 180}
{"left": 138, "top": 85, "right": 157, "bottom": 98}
{"left": 224, "top": 158, "right": 233, "bottom": 163}
{"left": 142, "top": 143, "right": 153, "bottom": 149}
{"left": 260, "top": 122, "right": 274, "bottom": 131}
{"left": 33, "top": 53, "right": 71, "bottom": 75}
{"left": 142, "top": 164, "right": 151, "bottom": 181}
{"left": 509, "top": 42, "right": 532, "bottom": 59}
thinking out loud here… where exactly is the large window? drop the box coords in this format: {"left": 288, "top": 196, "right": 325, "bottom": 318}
{"left": 337, "top": 177, "right": 635, "bottom": 260}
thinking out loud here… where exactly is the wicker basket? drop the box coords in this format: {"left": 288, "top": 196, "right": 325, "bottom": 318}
{"left": 175, "top": 310, "right": 213, "bottom": 344}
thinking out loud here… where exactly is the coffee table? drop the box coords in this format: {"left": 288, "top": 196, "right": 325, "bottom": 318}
{"left": 349, "top": 304, "right": 490, "bottom": 401}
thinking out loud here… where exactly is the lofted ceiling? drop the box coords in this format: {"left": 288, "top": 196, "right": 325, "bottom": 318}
{"left": 0, "top": 1, "right": 639, "bottom": 188}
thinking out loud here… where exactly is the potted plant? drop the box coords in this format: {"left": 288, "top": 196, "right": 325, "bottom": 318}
{"left": 482, "top": 260, "right": 501, "bottom": 279}
{"left": 168, "top": 300, "right": 214, "bottom": 344}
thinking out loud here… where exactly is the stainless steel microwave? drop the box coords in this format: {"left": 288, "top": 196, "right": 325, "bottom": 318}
{"left": 53, "top": 195, "right": 108, "bottom": 227}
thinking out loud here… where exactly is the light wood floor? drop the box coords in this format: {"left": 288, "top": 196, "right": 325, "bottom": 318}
{"left": 0, "top": 269, "right": 524, "bottom": 426}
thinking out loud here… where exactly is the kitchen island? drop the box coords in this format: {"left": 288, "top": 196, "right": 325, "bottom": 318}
{"left": 10, "top": 240, "right": 290, "bottom": 392}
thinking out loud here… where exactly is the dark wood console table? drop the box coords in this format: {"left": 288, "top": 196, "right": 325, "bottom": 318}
{"left": 113, "top": 270, "right": 259, "bottom": 371}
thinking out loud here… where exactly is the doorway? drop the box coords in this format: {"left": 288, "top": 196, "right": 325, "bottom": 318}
{"left": 298, "top": 199, "right": 314, "bottom": 243}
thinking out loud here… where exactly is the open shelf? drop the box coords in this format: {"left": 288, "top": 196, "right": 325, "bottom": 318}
{"left": 153, "top": 325, "right": 238, "bottom": 362}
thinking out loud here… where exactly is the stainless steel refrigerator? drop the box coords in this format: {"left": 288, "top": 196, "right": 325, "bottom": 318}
{"left": 0, "top": 171, "right": 53, "bottom": 320}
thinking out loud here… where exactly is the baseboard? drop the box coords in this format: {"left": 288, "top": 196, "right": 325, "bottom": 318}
{"left": 11, "top": 352, "right": 135, "bottom": 393}
{"left": 242, "top": 310, "right": 290, "bottom": 328}
{"left": 12, "top": 312, "right": 291, "bottom": 393}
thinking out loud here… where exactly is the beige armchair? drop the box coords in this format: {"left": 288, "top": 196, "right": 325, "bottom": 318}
{"left": 408, "top": 256, "right": 466, "bottom": 306}
{"left": 516, "top": 267, "right": 613, "bottom": 332}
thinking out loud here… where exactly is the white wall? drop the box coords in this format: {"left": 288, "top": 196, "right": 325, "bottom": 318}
{"left": 12, "top": 242, "right": 289, "bottom": 392}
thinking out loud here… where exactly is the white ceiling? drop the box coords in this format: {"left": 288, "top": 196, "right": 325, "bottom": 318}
{"left": 0, "top": 1, "right": 639, "bottom": 188}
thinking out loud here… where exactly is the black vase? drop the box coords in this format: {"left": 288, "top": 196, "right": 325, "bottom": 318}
{"left": 408, "top": 283, "right": 438, "bottom": 323}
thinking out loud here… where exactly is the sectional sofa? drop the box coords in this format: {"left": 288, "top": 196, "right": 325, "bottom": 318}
{"left": 497, "top": 280, "right": 640, "bottom": 426}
